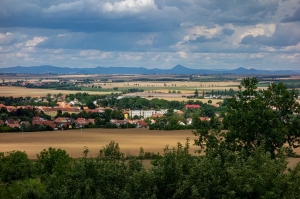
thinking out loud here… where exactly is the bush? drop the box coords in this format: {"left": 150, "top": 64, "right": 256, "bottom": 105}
{"left": 0, "top": 151, "right": 34, "bottom": 183}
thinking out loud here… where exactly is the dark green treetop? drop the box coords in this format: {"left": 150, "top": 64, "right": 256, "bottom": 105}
{"left": 223, "top": 77, "right": 300, "bottom": 157}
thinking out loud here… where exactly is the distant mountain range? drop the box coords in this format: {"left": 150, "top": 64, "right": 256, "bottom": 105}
{"left": 0, "top": 65, "right": 299, "bottom": 75}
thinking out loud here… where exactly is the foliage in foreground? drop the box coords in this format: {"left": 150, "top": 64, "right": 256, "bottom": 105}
{"left": 194, "top": 77, "right": 300, "bottom": 158}
{"left": 1, "top": 141, "right": 300, "bottom": 199}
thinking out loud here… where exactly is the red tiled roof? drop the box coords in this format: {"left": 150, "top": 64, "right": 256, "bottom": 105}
{"left": 5, "top": 106, "right": 17, "bottom": 112}
{"left": 8, "top": 123, "right": 20, "bottom": 128}
{"left": 76, "top": 118, "right": 86, "bottom": 122}
{"left": 33, "top": 116, "right": 43, "bottom": 121}
{"left": 6, "top": 119, "right": 18, "bottom": 125}
{"left": 137, "top": 120, "right": 147, "bottom": 127}
{"left": 87, "top": 119, "right": 95, "bottom": 124}
{"left": 32, "top": 120, "right": 56, "bottom": 127}
{"left": 126, "top": 119, "right": 139, "bottom": 124}
{"left": 17, "top": 105, "right": 34, "bottom": 109}
{"left": 76, "top": 118, "right": 89, "bottom": 125}
{"left": 55, "top": 117, "right": 73, "bottom": 123}
{"left": 185, "top": 104, "right": 201, "bottom": 109}
{"left": 43, "top": 107, "right": 80, "bottom": 112}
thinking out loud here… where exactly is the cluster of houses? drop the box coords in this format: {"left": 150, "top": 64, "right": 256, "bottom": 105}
{"left": 0, "top": 98, "right": 223, "bottom": 130}
{"left": 0, "top": 116, "right": 95, "bottom": 130}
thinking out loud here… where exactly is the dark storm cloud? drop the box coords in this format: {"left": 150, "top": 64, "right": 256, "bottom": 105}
{"left": 36, "top": 31, "right": 179, "bottom": 52}
{"left": 281, "top": 8, "right": 300, "bottom": 22}
{"left": 0, "top": 0, "right": 280, "bottom": 33}
{"left": 187, "top": 36, "right": 220, "bottom": 44}
{"left": 222, "top": 28, "right": 235, "bottom": 36}
{"left": 184, "top": 0, "right": 279, "bottom": 25}
{"left": 0, "top": 0, "right": 182, "bottom": 33}
{"left": 0, "top": 0, "right": 299, "bottom": 70}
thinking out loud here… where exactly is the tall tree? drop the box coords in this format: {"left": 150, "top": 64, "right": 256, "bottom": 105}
{"left": 194, "top": 89, "right": 199, "bottom": 97}
{"left": 223, "top": 77, "right": 300, "bottom": 157}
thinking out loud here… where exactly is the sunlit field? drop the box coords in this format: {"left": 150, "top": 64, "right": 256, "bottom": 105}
{"left": 0, "top": 86, "right": 114, "bottom": 97}
{"left": 0, "top": 128, "right": 199, "bottom": 159}
{"left": 0, "top": 128, "right": 299, "bottom": 167}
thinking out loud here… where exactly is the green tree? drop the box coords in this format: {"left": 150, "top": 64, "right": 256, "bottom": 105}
{"left": 111, "top": 110, "right": 124, "bottom": 120}
{"left": 223, "top": 77, "right": 300, "bottom": 157}
{"left": 87, "top": 101, "right": 96, "bottom": 109}
{"left": 62, "top": 111, "right": 70, "bottom": 118}
{"left": 56, "top": 109, "right": 63, "bottom": 117}
{"left": 99, "top": 141, "right": 124, "bottom": 160}
{"left": 35, "top": 147, "right": 72, "bottom": 178}
{"left": 194, "top": 89, "right": 199, "bottom": 97}
{"left": 0, "top": 151, "right": 34, "bottom": 184}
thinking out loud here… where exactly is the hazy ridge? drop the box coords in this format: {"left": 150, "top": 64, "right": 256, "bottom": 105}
{"left": 0, "top": 64, "right": 299, "bottom": 75}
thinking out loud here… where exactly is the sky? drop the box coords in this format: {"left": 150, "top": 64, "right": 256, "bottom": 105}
{"left": 0, "top": 0, "right": 300, "bottom": 70}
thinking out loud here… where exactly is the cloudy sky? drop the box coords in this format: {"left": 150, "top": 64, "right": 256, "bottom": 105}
{"left": 0, "top": 0, "right": 300, "bottom": 70}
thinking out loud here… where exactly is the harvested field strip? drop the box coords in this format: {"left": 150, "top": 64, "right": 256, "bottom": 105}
{"left": 0, "top": 86, "right": 114, "bottom": 97}
{"left": 0, "top": 129, "right": 198, "bottom": 159}
{"left": 0, "top": 129, "right": 299, "bottom": 167}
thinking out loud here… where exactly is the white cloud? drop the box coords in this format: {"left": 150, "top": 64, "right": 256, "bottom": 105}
{"left": 16, "top": 52, "right": 29, "bottom": 58}
{"left": 151, "top": 54, "right": 160, "bottom": 61}
{"left": 118, "top": 53, "right": 143, "bottom": 61}
{"left": 103, "top": 0, "right": 157, "bottom": 13}
{"left": 281, "top": 42, "right": 300, "bottom": 52}
{"left": 79, "top": 50, "right": 113, "bottom": 59}
{"left": 279, "top": 53, "right": 300, "bottom": 63}
{"left": 249, "top": 53, "right": 265, "bottom": 59}
{"left": 183, "top": 26, "right": 220, "bottom": 42}
{"left": 239, "top": 24, "right": 276, "bottom": 41}
{"left": 0, "top": 32, "right": 12, "bottom": 39}
{"left": 25, "top": 37, "right": 47, "bottom": 47}
{"left": 177, "top": 51, "right": 187, "bottom": 58}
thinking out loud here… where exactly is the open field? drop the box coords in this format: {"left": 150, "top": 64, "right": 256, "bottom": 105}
{"left": 0, "top": 84, "right": 233, "bottom": 103}
{"left": 95, "top": 81, "right": 241, "bottom": 89}
{"left": 0, "top": 76, "right": 298, "bottom": 101}
{"left": 0, "top": 128, "right": 199, "bottom": 159}
{"left": 0, "top": 86, "right": 114, "bottom": 97}
{"left": 0, "top": 128, "right": 299, "bottom": 167}
{"left": 125, "top": 92, "right": 224, "bottom": 103}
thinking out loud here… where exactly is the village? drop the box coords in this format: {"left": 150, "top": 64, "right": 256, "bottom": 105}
{"left": 0, "top": 93, "right": 224, "bottom": 132}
